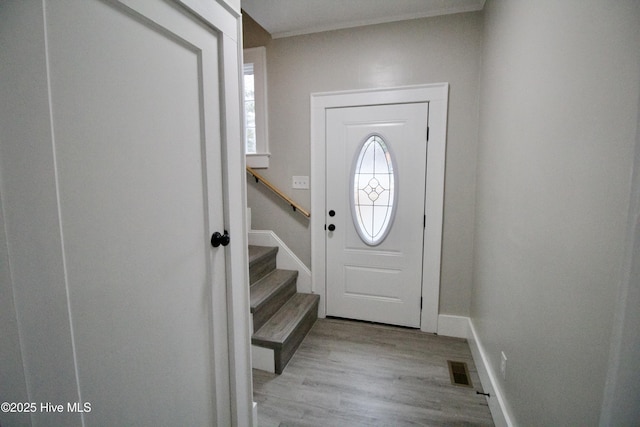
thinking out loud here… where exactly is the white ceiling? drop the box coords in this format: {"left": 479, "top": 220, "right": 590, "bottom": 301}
{"left": 241, "top": 0, "right": 486, "bottom": 39}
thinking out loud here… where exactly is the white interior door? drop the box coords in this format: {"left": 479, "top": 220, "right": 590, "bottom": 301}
{"left": 46, "top": 1, "right": 228, "bottom": 424}
{"left": 326, "top": 103, "right": 429, "bottom": 327}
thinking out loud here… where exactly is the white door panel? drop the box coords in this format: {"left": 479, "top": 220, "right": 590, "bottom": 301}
{"left": 326, "top": 103, "right": 429, "bottom": 327}
{"left": 46, "top": 0, "right": 226, "bottom": 424}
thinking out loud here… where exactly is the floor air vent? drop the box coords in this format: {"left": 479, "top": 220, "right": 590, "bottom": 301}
{"left": 447, "top": 360, "right": 472, "bottom": 387}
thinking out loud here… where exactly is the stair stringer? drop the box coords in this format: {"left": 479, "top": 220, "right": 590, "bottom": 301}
{"left": 248, "top": 230, "right": 311, "bottom": 293}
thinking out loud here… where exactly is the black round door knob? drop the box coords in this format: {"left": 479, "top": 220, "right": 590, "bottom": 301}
{"left": 211, "top": 230, "right": 230, "bottom": 247}
{"left": 329, "top": 210, "right": 336, "bottom": 217}
{"left": 328, "top": 224, "right": 336, "bottom": 231}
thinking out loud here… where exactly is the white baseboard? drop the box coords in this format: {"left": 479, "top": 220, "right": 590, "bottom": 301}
{"left": 467, "top": 320, "right": 515, "bottom": 427}
{"left": 437, "top": 314, "right": 470, "bottom": 338}
{"left": 248, "top": 230, "right": 312, "bottom": 293}
{"left": 251, "top": 345, "right": 275, "bottom": 373}
{"left": 252, "top": 401, "right": 258, "bottom": 427}
{"left": 436, "top": 314, "right": 513, "bottom": 427}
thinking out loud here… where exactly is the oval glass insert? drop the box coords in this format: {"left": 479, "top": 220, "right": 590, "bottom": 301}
{"left": 350, "top": 134, "right": 398, "bottom": 246}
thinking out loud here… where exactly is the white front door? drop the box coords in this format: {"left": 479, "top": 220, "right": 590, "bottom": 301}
{"left": 325, "top": 103, "right": 429, "bottom": 327}
{"left": 46, "top": 1, "right": 228, "bottom": 424}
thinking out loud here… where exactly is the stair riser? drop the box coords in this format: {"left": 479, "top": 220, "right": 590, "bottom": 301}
{"left": 252, "top": 277, "right": 297, "bottom": 332}
{"left": 249, "top": 255, "right": 277, "bottom": 285}
{"left": 274, "top": 298, "right": 319, "bottom": 374}
{"left": 249, "top": 245, "right": 319, "bottom": 375}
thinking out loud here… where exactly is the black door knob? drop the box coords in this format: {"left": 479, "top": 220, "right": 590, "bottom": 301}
{"left": 329, "top": 210, "right": 336, "bottom": 217}
{"left": 328, "top": 224, "right": 336, "bottom": 231}
{"left": 211, "top": 230, "right": 230, "bottom": 247}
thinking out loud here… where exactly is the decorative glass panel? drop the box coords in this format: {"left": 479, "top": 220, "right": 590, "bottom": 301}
{"left": 350, "top": 134, "right": 397, "bottom": 246}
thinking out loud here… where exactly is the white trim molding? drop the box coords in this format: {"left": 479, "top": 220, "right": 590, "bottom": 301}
{"left": 252, "top": 401, "right": 259, "bottom": 427}
{"left": 248, "top": 229, "right": 312, "bottom": 293}
{"left": 251, "top": 345, "right": 275, "bottom": 373}
{"left": 258, "top": 0, "right": 486, "bottom": 38}
{"left": 179, "top": 2, "right": 253, "bottom": 425}
{"left": 310, "top": 84, "right": 448, "bottom": 333}
{"left": 466, "top": 319, "right": 515, "bottom": 427}
{"left": 437, "top": 314, "right": 470, "bottom": 339}
{"left": 435, "top": 315, "right": 514, "bottom": 427}
{"left": 243, "top": 47, "right": 270, "bottom": 168}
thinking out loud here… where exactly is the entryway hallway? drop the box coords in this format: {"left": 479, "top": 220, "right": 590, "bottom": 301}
{"left": 253, "top": 318, "right": 493, "bottom": 426}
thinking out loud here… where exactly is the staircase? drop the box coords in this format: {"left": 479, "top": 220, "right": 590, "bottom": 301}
{"left": 249, "top": 245, "right": 319, "bottom": 374}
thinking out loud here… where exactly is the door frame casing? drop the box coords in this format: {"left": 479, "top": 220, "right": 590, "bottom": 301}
{"left": 172, "top": 3, "right": 253, "bottom": 424}
{"left": 310, "top": 84, "right": 448, "bottom": 333}
{"left": 178, "top": 2, "right": 254, "bottom": 425}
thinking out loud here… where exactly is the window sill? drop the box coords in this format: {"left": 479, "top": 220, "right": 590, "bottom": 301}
{"left": 246, "top": 153, "right": 270, "bottom": 169}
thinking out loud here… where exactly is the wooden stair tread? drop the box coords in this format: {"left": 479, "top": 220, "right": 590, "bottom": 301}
{"left": 250, "top": 269, "right": 298, "bottom": 312}
{"left": 253, "top": 293, "right": 320, "bottom": 348}
{"left": 248, "top": 244, "right": 318, "bottom": 374}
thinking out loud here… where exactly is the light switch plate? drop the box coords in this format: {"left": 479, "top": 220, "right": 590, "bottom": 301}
{"left": 292, "top": 176, "right": 309, "bottom": 189}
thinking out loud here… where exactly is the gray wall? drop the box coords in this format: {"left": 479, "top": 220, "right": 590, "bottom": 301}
{"left": 0, "top": 3, "right": 44, "bottom": 425}
{"left": 472, "top": 0, "right": 640, "bottom": 425}
{"left": 247, "top": 12, "right": 483, "bottom": 315}
{"left": 0, "top": 193, "right": 29, "bottom": 427}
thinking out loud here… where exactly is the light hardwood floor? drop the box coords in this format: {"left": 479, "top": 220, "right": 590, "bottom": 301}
{"left": 253, "top": 318, "right": 494, "bottom": 426}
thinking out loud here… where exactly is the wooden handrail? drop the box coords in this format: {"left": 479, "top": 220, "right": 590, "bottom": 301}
{"left": 246, "top": 166, "right": 311, "bottom": 218}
